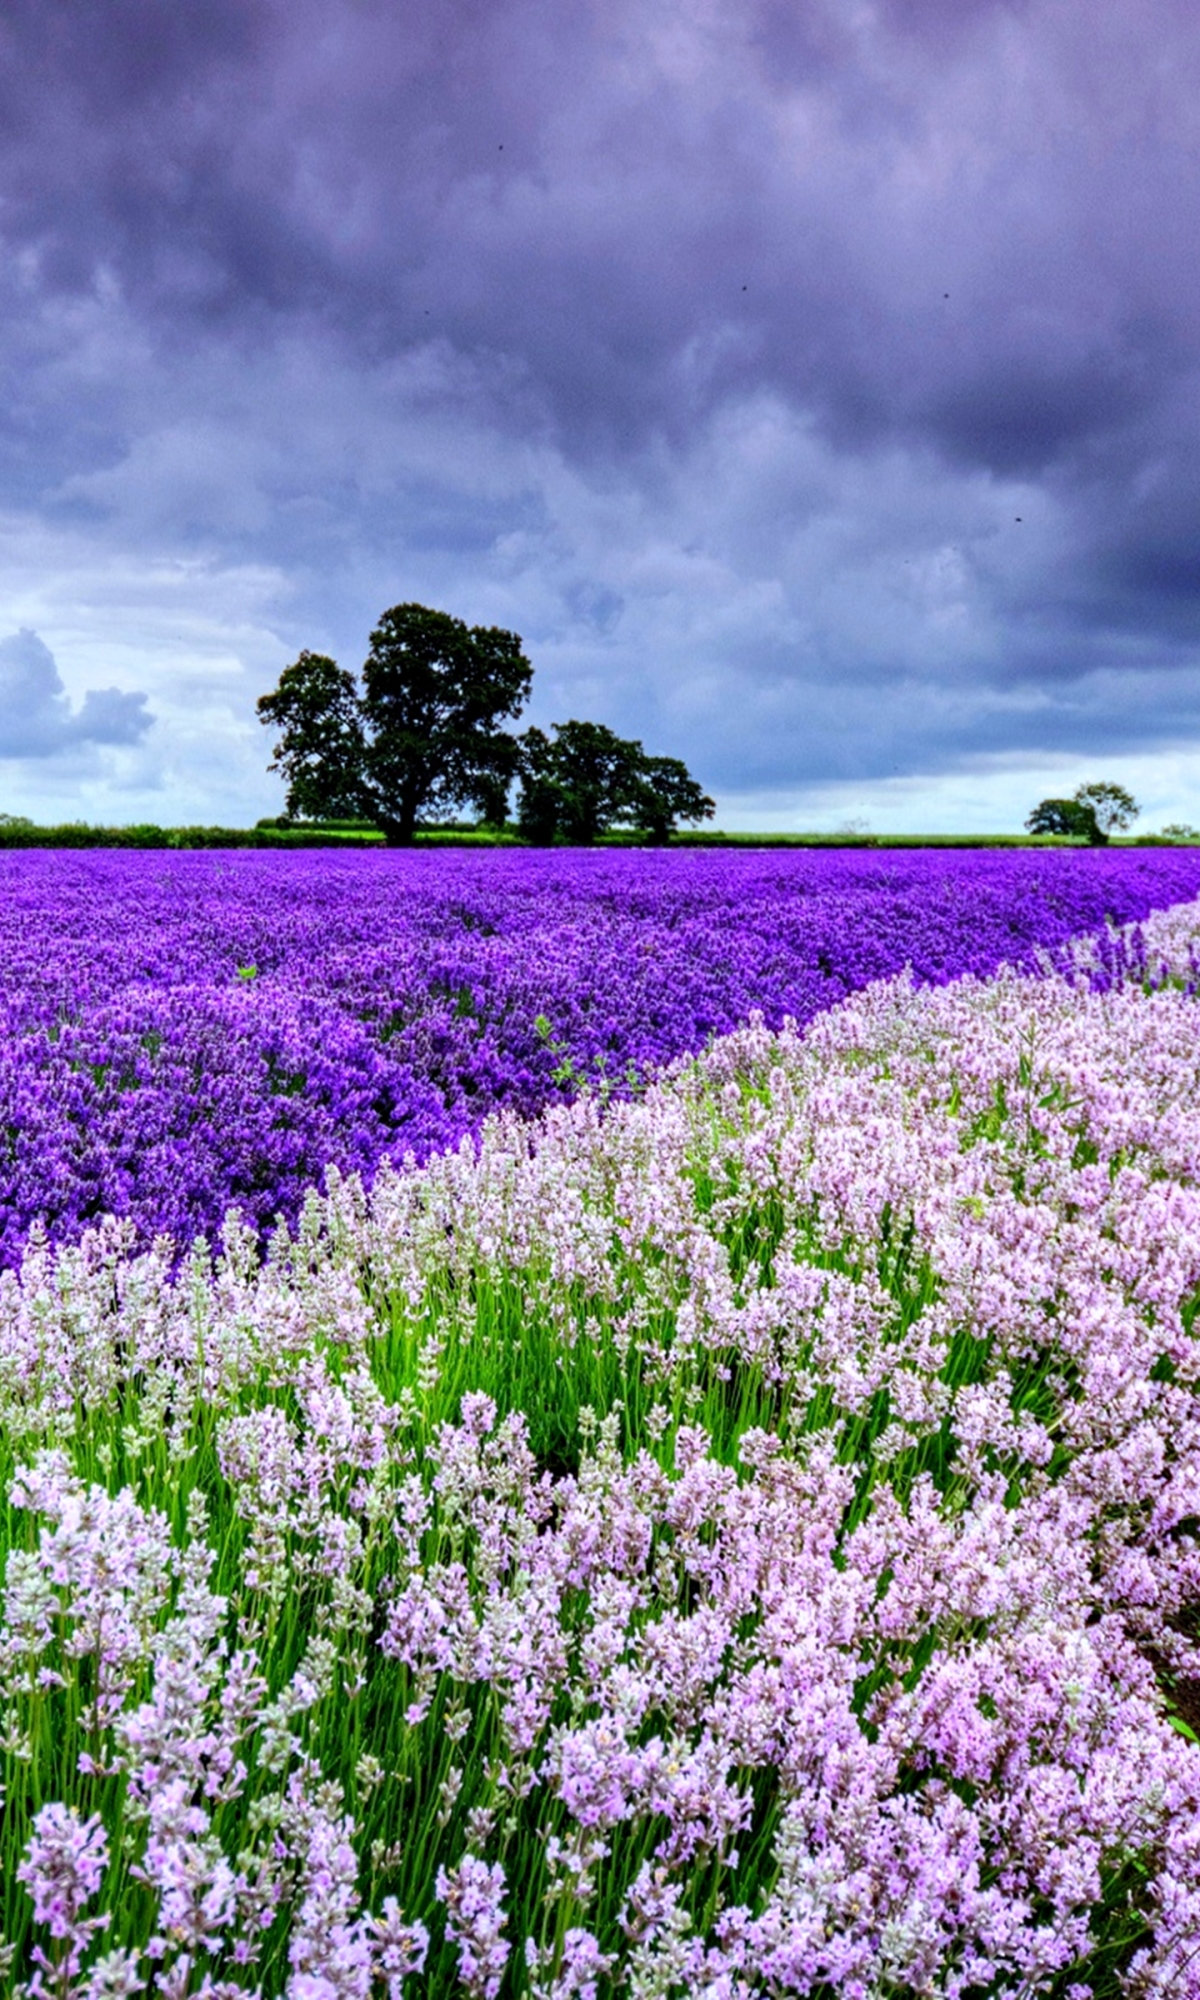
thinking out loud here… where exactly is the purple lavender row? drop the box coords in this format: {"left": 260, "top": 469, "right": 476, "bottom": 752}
{"left": 3, "top": 844, "right": 1200, "bottom": 1267}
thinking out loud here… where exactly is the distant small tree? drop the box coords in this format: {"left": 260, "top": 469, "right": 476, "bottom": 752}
{"left": 1026, "top": 783, "right": 1139, "bottom": 846}
{"left": 1073, "top": 781, "right": 1139, "bottom": 842}
{"left": 516, "top": 723, "right": 714, "bottom": 845}
{"left": 1025, "top": 797, "right": 1099, "bottom": 841}
{"left": 258, "top": 607, "right": 533, "bottom": 844}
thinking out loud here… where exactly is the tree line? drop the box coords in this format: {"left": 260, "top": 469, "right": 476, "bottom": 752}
{"left": 257, "top": 603, "right": 715, "bottom": 846}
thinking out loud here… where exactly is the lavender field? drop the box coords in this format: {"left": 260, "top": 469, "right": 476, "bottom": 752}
{"left": 4, "top": 853, "right": 1200, "bottom": 1997}
{"left": 5, "top": 846, "right": 1200, "bottom": 1269}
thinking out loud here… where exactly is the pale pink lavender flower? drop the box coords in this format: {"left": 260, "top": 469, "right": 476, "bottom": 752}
{"left": 139, "top": 1778, "right": 238, "bottom": 1966}
{"left": 361, "top": 1900, "right": 429, "bottom": 1998}
{"left": 17, "top": 1804, "right": 110, "bottom": 1998}
{"left": 73, "top": 1951, "right": 144, "bottom": 1998}
{"left": 436, "top": 1856, "right": 510, "bottom": 1999}
{"left": 6, "top": 1458, "right": 175, "bottom": 1741}
{"left": 525, "top": 1927, "right": 614, "bottom": 2000}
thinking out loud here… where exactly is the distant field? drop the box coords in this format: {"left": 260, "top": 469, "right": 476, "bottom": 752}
{"left": 0, "top": 819, "right": 1195, "bottom": 848}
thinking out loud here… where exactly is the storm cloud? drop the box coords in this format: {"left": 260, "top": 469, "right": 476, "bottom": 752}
{"left": 2, "top": 0, "right": 1200, "bottom": 824}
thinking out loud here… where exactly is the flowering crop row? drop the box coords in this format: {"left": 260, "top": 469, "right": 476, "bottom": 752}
{"left": 4, "top": 845, "right": 1200, "bottom": 1269}
{"left": 2, "top": 899, "right": 1200, "bottom": 1993}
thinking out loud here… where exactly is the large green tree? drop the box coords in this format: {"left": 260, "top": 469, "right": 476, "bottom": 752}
{"left": 516, "top": 721, "right": 714, "bottom": 845}
{"left": 258, "top": 607, "right": 533, "bottom": 844}
{"left": 361, "top": 604, "right": 532, "bottom": 844}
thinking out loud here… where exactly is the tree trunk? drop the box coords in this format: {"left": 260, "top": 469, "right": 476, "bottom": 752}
{"left": 379, "top": 817, "right": 415, "bottom": 846}
{"left": 378, "top": 796, "right": 419, "bottom": 845}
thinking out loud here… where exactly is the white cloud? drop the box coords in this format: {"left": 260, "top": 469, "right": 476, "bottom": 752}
{"left": 0, "top": 627, "right": 152, "bottom": 758}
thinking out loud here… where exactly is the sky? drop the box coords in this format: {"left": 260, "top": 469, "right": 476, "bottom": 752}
{"left": 3, "top": 0, "right": 1200, "bottom": 833}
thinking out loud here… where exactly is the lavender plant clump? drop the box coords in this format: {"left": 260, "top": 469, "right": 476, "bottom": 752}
{"left": 3, "top": 896, "right": 1200, "bottom": 1991}
{"left": 4, "top": 846, "right": 1200, "bottom": 1268}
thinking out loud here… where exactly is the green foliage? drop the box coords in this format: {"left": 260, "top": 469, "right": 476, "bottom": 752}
{"left": 628, "top": 753, "right": 716, "bottom": 844}
{"left": 254, "top": 816, "right": 380, "bottom": 832}
{"left": 532, "top": 1012, "right": 645, "bottom": 1103}
{"left": 1025, "top": 795, "right": 1101, "bottom": 841}
{"left": 256, "top": 650, "right": 368, "bottom": 825}
{"left": 361, "top": 603, "right": 533, "bottom": 844}
{"left": 516, "top": 720, "right": 643, "bottom": 844}
{"left": 516, "top": 719, "right": 714, "bottom": 845}
{"left": 1025, "top": 782, "right": 1139, "bottom": 845}
{"left": 257, "top": 608, "right": 533, "bottom": 846}
{"left": 258, "top": 614, "right": 714, "bottom": 849}
{"left": 1074, "top": 780, "right": 1139, "bottom": 838}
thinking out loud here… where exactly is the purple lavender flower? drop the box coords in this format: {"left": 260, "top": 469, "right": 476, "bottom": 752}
{"left": 17, "top": 1804, "right": 110, "bottom": 1998}
{"left": 436, "top": 1856, "right": 510, "bottom": 1999}
{"left": 3, "top": 845, "right": 1200, "bottom": 1266}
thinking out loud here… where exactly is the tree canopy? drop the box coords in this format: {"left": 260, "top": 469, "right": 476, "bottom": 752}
{"left": 360, "top": 604, "right": 532, "bottom": 843}
{"left": 257, "top": 607, "right": 532, "bottom": 844}
{"left": 1025, "top": 797, "right": 1098, "bottom": 841}
{"left": 260, "top": 607, "right": 714, "bottom": 845}
{"left": 1073, "top": 781, "right": 1140, "bottom": 840}
{"left": 1026, "top": 782, "right": 1139, "bottom": 845}
{"left": 517, "top": 721, "right": 641, "bottom": 846}
{"left": 631, "top": 754, "right": 717, "bottom": 845}
{"left": 256, "top": 652, "right": 367, "bottom": 825}
{"left": 516, "top": 721, "right": 715, "bottom": 845}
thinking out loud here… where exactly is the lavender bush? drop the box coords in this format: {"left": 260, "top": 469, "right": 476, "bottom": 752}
{"left": 4, "top": 846, "right": 1200, "bottom": 1268}
{"left": 2, "top": 898, "right": 1200, "bottom": 1992}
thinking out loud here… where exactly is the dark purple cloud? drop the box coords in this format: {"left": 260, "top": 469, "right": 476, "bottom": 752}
{"left": 2, "top": 0, "right": 1200, "bottom": 820}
